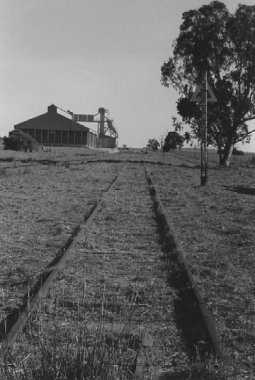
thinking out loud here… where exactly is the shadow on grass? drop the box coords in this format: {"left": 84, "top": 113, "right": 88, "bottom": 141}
{"left": 158, "top": 366, "right": 225, "bottom": 380}
{"left": 224, "top": 185, "right": 255, "bottom": 196}
{"left": 151, "top": 194, "right": 214, "bottom": 361}
{"left": 158, "top": 371, "right": 210, "bottom": 380}
{"left": 158, "top": 371, "right": 190, "bottom": 380}
{"left": 153, "top": 211, "right": 213, "bottom": 360}
{"left": 166, "top": 258, "right": 213, "bottom": 359}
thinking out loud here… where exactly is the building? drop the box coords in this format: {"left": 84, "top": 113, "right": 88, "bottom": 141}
{"left": 14, "top": 104, "right": 98, "bottom": 148}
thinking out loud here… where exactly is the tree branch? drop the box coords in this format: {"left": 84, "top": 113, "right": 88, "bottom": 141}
{"left": 242, "top": 116, "right": 255, "bottom": 123}
{"left": 236, "top": 128, "right": 255, "bottom": 142}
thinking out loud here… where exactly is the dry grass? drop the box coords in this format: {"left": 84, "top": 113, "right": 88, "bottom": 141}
{"left": 0, "top": 294, "right": 226, "bottom": 380}
{"left": 1, "top": 148, "right": 254, "bottom": 379}
{"left": 147, "top": 152, "right": 255, "bottom": 378}
{"left": 0, "top": 294, "right": 140, "bottom": 380}
{"left": 0, "top": 158, "right": 123, "bottom": 331}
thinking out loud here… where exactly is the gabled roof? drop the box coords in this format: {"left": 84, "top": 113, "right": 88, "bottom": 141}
{"left": 14, "top": 105, "right": 93, "bottom": 133}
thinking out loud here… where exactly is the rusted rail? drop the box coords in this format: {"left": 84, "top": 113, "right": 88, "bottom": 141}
{"left": 0, "top": 172, "right": 121, "bottom": 355}
{"left": 145, "top": 166, "right": 230, "bottom": 367}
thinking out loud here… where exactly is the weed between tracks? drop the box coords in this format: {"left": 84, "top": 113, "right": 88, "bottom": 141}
{"left": 0, "top": 283, "right": 227, "bottom": 380}
{"left": 0, "top": 291, "right": 141, "bottom": 380}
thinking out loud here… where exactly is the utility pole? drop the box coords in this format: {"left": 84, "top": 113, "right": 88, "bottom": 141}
{"left": 190, "top": 69, "right": 217, "bottom": 186}
{"left": 201, "top": 70, "right": 208, "bottom": 186}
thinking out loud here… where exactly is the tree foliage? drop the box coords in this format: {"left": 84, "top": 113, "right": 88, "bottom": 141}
{"left": 3, "top": 130, "right": 38, "bottom": 152}
{"left": 232, "top": 147, "right": 244, "bottom": 156}
{"left": 163, "top": 131, "right": 184, "bottom": 152}
{"left": 161, "top": 1, "right": 255, "bottom": 165}
{"left": 147, "top": 138, "right": 160, "bottom": 151}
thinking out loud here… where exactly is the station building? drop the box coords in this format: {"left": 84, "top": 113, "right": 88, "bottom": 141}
{"left": 14, "top": 104, "right": 98, "bottom": 148}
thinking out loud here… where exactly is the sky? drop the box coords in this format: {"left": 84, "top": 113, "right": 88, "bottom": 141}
{"left": 1, "top": 0, "right": 255, "bottom": 152}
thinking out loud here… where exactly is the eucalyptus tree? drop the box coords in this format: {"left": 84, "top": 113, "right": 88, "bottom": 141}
{"left": 161, "top": 1, "right": 255, "bottom": 166}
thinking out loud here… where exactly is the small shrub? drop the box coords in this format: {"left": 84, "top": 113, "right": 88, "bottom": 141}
{"left": 3, "top": 130, "right": 38, "bottom": 152}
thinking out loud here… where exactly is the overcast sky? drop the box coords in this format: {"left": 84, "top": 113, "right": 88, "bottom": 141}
{"left": 1, "top": 0, "right": 255, "bottom": 151}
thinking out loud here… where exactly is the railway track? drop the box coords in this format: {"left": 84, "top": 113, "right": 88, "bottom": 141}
{"left": 0, "top": 160, "right": 225, "bottom": 378}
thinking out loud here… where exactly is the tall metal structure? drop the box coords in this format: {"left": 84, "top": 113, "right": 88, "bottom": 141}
{"left": 190, "top": 71, "right": 217, "bottom": 186}
{"left": 98, "top": 107, "right": 106, "bottom": 135}
{"left": 97, "top": 108, "right": 118, "bottom": 138}
{"left": 201, "top": 70, "right": 208, "bottom": 186}
{"left": 71, "top": 107, "right": 118, "bottom": 148}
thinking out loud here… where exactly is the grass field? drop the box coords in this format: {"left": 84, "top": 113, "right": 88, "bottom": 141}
{"left": 0, "top": 149, "right": 122, "bottom": 321}
{"left": 0, "top": 147, "right": 254, "bottom": 379}
{"left": 147, "top": 156, "right": 255, "bottom": 376}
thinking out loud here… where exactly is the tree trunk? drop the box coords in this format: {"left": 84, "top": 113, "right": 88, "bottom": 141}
{"left": 221, "top": 142, "right": 234, "bottom": 167}
{"left": 219, "top": 152, "right": 223, "bottom": 165}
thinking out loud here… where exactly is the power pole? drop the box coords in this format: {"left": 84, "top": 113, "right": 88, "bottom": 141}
{"left": 201, "top": 70, "right": 208, "bottom": 186}
{"left": 190, "top": 69, "right": 217, "bottom": 186}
